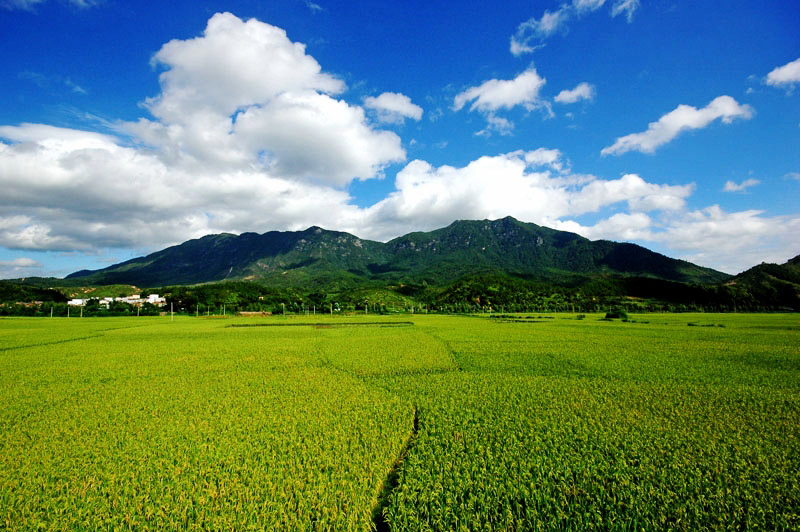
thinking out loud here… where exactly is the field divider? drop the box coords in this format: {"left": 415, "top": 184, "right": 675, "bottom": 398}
{"left": 372, "top": 405, "right": 419, "bottom": 532}
{"left": 0, "top": 324, "right": 149, "bottom": 352}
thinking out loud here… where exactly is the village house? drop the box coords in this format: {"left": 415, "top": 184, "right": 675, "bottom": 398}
{"left": 68, "top": 294, "right": 166, "bottom": 307}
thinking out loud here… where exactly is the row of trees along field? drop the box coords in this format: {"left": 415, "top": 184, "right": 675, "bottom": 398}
{"left": 1, "top": 273, "right": 796, "bottom": 317}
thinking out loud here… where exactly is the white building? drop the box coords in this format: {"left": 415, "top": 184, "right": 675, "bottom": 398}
{"left": 66, "top": 294, "right": 165, "bottom": 308}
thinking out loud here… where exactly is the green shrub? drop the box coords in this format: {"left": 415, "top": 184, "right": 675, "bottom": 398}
{"left": 604, "top": 307, "right": 628, "bottom": 320}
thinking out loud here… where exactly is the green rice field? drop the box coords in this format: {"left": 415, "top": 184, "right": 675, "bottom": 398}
{"left": 1, "top": 313, "right": 798, "bottom": 530}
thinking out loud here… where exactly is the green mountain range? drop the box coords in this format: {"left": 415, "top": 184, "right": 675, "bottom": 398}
{"left": 66, "top": 216, "right": 728, "bottom": 287}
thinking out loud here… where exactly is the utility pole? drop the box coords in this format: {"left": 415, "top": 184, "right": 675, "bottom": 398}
{"left": 171, "top": 302, "right": 174, "bottom": 322}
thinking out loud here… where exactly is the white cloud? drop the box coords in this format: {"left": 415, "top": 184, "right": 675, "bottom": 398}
{"left": 121, "top": 12, "right": 404, "bottom": 184}
{"left": 786, "top": 172, "right": 800, "bottom": 182}
{"left": 602, "top": 95, "right": 754, "bottom": 156}
{"left": 453, "top": 68, "right": 549, "bottom": 135}
{"left": 555, "top": 82, "right": 595, "bottom": 104}
{"left": 555, "top": 212, "right": 653, "bottom": 241}
{"left": 146, "top": 13, "right": 344, "bottom": 121}
{"left": 523, "top": 147, "right": 566, "bottom": 171}
{"left": 364, "top": 92, "right": 423, "bottom": 124}
{"left": 573, "top": 0, "right": 606, "bottom": 14}
{"left": 723, "top": 178, "right": 760, "bottom": 192}
{"left": 651, "top": 206, "right": 800, "bottom": 274}
{"left": 0, "top": 13, "right": 408, "bottom": 252}
{"left": 610, "top": 0, "right": 640, "bottom": 22}
{"left": 234, "top": 91, "right": 404, "bottom": 184}
{"left": 0, "top": 123, "right": 369, "bottom": 251}
{"left": 570, "top": 173, "right": 692, "bottom": 213}
{"left": 2, "top": 0, "right": 44, "bottom": 9}
{"left": 510, "top": 7, "right": 571, "bottom": 55}
{"left": 2, "top": 0, "right": 99, "bottom": 9}
{"left": 357, "top": 152, "right": 691, "bottom": 241}
{"left": 454, "top": 68, "right": 547, "bottom": 112}
{"left": 65, "top": 79, "right": 87, "bottom": 94}
{"left": 765, "top": 57, "right": 800, "bottom": 91}
{"left": 18, "top": 71, "right": 89, "bottom": 95}
{"left": 510, "top": 0, "right": 637, "bottom": 56}
{"left": 0, "top": 257, "right": 43, "bottom": 279}
{"left": 0, "top": 257, "right": 40, "bottom": 268}
{"left": 553, "top": 206, "right": 800, "bottom": 274}
{"left": 475, "top": 114, "right": 514, "bottom": 137}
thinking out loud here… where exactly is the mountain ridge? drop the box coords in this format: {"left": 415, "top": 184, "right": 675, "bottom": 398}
{"left": 65, "top": 216, "right": 729, "bottom": 287}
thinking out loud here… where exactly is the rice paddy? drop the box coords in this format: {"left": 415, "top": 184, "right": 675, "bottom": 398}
{"left": 1, "top": 313, "right": 798, "bottom": 530}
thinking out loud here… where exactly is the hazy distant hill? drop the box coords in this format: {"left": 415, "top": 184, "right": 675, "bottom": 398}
{"left": 64, "top": 217, "right": 729, "bottom": 287}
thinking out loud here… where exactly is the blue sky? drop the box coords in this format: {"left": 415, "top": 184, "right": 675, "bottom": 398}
{"left": 0, "top": 0, "right": 798, "bottom": 279}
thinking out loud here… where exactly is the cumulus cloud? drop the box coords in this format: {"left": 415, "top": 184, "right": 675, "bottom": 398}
{"left": 554, "top": 205, "right": 800, "bottom": 274}
{"left": 0, "top": 122, "right": 371, "bottom": 251}
{"left": 569, "top": 173, "right": 692, "bottom": 212}
{"left": 233, "top": 91, "right": 404, "bottom": 184}
{"left": 602, "top": 95, "right": 754, "bottom": 156}
{"left": 555, "top": 212, "right": 653, "bottom": 241}
{"left": 357, "top": 151, "right": 692, "bottom": 241}
{"left": 650, "top": 206, "right": 800, "bottom": 274}
{"left": 765, "top": 57, "right": 800, "bottom": 91}
{"left": 454, "top": 68, "right": 547, "bottom": 112}
{"left": 555, "top": 82, "right": 595, "bottom": 104}
{"left": 146, "top": 13, "right": 344, "bottom": 120}
{"left": 453, "top": 68, "right": 550, "bottom": 135}
{"left": 364, "top": 92, "right": 423, "bottom": 124}
{"left": 1, "top": 130, "right": 693, "bottom": 251}
{"left": 0, "top": 13, "right": 407, "bottom": 252}
{"left": 511, "top": 0, "right": 638, "bottom": 56}
{"left": 125, "top": 12, "right": 404, "bottom": 183}
{"left": 723, "top": 178, "right": 760, "bottom": 192}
